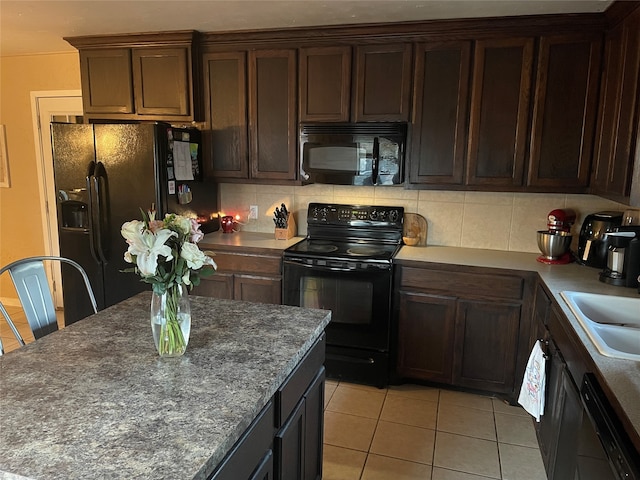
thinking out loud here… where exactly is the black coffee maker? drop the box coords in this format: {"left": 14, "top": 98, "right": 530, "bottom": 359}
{"left": 576, "top": 211, "right": 623, "bottom": 268}
{"left": 599, "top": 226, "right": 640, "bottom": 288}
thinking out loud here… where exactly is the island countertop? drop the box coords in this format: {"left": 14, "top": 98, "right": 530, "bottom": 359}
{"left": 0, "top": 293, "right": 330, "bottom": 480}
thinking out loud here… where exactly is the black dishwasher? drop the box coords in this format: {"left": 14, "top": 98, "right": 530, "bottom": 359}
{"left": 579, "top": 373, "right": 640, "bottom": 480}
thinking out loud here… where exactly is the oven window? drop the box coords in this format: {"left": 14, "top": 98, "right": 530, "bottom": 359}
{"left": 300, "top": 276, "right": 373, "bottom": 325}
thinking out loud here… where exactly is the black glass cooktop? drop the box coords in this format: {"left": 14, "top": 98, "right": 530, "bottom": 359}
{"left": 285, "top": 238, "right": 399, "bottom": 261}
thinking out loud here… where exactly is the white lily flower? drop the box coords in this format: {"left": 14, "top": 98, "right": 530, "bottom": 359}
{"left": 126, "top": 227, "right": 177, "bottom": 276}
{"left": 122, "top": 211, "right": 216, "bottom": 296}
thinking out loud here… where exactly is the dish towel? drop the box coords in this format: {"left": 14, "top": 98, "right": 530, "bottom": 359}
{"left": 518, "top": 340, "right": 547, "bottom": 422}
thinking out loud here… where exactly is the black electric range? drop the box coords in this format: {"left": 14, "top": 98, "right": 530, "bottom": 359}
{"left": 282, "top": 202, "right": 404, "bottom": 387}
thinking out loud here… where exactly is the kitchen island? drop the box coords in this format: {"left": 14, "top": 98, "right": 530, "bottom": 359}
{"left": 0, "top": 293, "right": 330, "bottom": 480}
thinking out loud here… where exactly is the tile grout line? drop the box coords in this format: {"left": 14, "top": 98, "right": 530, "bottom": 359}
{"left": 491, "top": 402, "right": 505, "bottom": 480}
{"left": 432, "top": 388, "right": 442, "bottom": 473}
{"left": 360, "top": 386, "right": 389, "bottom": 479}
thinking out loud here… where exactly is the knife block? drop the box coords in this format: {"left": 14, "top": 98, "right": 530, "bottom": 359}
{"left": 275, "top": 214, "right": 296, "bottom": 240}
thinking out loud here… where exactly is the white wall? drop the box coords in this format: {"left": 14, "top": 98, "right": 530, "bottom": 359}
{"left": 218, "top": 184, "right": 629, "bottom": 253}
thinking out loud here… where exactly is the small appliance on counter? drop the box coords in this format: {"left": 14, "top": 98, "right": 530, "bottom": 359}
{"left": 599, "top": 225, "right": 640, "bottom": 288}
{"left": 576, "top": 211, "right": 623, "bottom": 268}
{"left": 536, "top": 209, "right": 575, "bottom": 264}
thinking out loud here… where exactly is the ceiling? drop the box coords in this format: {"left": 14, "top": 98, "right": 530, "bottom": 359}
{"left": 1, "top": 0, "right": 613, "bottom": 57}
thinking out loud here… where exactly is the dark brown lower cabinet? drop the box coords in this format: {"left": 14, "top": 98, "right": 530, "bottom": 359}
{"left": 534, "top": 306, "right": 582, "bottom": 479}
{"left": 397, "top": 292, "right": 456, "bottom": 383}
{"left": 453, "top": 299, "right": 521, "bottom": 394}
{"left": 275, "top": 369, "right": 325, "bottom": 480}
{"left": 276, "top": 401, "right": 305, "bottom": 480}
{"left": 275, "top": 335, "right": 325, "bottom": 480}
{"left": 191, "top": 248, "right": 282, "bottom": 304}
{"left": 394, "top": 263, "right": 534, "bottom": 401}
{"left": 209, "top": 401, "right": 276, "bottom": 480}
{"left": 303, "top": 371, "right": 325, "bottom": 480}
{"left": 209, "top": 335, "right": 325, "bottom": 480}
{"left": 531, "top": 283, "right": 596, "bottom": 480}
{"left": 250, "top": 451, "right": 274, "bottom": 480}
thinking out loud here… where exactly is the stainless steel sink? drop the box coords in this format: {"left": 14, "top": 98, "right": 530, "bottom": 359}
{"left": 560, "top": 291, "right": 640, "bottom": 361}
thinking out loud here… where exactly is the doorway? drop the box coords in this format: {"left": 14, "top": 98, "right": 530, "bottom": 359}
{"left": 30, "top": 91, "right": 83, "bottom": 307}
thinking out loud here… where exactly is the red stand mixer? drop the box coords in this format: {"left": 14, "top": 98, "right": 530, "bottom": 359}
{"left": 537, "top": 209, "right": 576, "bottom": 264}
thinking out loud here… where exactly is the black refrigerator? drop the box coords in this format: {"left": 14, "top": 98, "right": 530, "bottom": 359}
{"left": 51, "top": 122, "right": 218, "bottom": 325}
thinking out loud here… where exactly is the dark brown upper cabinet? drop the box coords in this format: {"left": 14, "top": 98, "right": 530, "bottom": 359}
{"left": 69, "top": 31, "right": 201, "bottom": 122}
{"left": 527, "top": 34, "right": 602, "bottom": 190}
{"left": 203, "top": 51, "right": 249, "bottom": 179}
{"left": 203, "top": 48, "right": 297, "bottom": 182}
{"left": 79, "top": 49, "right": 134, "bottom": 114}
{"left": 353, "top": 43, "right": 413, "bottom": 122}
{"left": 249, "top": 49, "right": 298, "bottom": 181}
{"left": 299, "top": 43, "right": 412, "bottom": 122}
{"left": 299, "top": 46, "right": 351, "bottom": 122}
{"left": 409, "top": 41, "right": 471, "bottom": 185}
{"left": 132, "top": 48, "right": 191, "bottom": 117}
{"left": 466, "top": 37, "right": 534, "bottom": 187}
{"left": 592, "top": 6, "right": 640, "bottom": 203}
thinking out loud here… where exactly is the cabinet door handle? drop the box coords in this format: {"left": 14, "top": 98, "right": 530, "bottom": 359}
{"left": 537, "top": 338, "right": 550, "bottom": 359}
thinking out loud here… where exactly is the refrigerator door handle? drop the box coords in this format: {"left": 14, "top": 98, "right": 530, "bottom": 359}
{"left": 85, "top": 162, "right": 101, "bottom": 265}
{"left": 93, "top": 162, "right": 109, "bottom": 265}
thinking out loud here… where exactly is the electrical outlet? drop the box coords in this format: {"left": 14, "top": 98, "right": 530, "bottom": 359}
{"left": 249, "top": 205, "right": 258, "bottom": 220}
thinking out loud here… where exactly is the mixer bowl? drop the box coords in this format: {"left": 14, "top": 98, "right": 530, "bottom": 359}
{"left": 537, "top": 230, "right": 572, "bottom": 259}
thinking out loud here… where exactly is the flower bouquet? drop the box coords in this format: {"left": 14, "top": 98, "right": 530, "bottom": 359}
{"left": 121, "top": 207, "right": 217, "bottom": 356}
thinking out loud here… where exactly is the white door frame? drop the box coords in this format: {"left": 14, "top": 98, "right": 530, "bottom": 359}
{"left": 30, "top": 90, "right": 83, "bottom": 307}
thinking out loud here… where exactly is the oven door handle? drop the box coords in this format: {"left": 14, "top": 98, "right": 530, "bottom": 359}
{"left": 284, "top": 258, "right": 389, "bottom": 273}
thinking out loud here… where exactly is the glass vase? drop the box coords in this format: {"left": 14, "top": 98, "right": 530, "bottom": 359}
{"left": 150, "top": 284, "right": 191, "bottom": 357}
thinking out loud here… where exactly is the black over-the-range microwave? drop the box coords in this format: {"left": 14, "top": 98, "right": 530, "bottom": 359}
{"left": 299, "top": 122, "right": 408, "bottom": 186}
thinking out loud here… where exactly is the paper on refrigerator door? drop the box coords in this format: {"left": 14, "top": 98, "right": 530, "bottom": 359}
{"left": 173, "top": 140, "right": 194, "bottom": 181}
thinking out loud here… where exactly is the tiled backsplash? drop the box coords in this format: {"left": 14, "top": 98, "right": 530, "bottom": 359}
{"left": 219, "top": 183, "right": 629, "bottom": 253}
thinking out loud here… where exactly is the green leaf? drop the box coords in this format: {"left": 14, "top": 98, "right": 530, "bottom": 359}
{"left": 199, "top": 267, "right": 216, "bottom": 278}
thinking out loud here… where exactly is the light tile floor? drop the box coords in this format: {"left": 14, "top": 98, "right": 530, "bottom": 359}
{"left": 0, "top": 305, "right": 64, "bottom": 354}
{"left": 323, "top": 380, "right": 547, "bottom": 480}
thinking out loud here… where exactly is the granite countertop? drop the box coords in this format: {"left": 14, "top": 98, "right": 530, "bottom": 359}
{"left": 0, "top": 293, "right": 330, "bottom": 480}
{"left": 397, "top": 245, "right": 640, "bottom": 446}
{"left": 200, "top": 231, "right": 304, "bottom": 252}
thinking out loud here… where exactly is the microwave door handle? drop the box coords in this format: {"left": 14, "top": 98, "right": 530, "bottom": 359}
{"left": 372, "top": 137, "right": 379, "bottom": 185}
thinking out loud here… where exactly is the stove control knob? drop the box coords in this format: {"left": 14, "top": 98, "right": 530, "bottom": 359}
{"left": 370, "top": 210, "right": 378, "bottom": 220}
{"left": 388, "top": 210, "right": 400, "bottom": 222}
